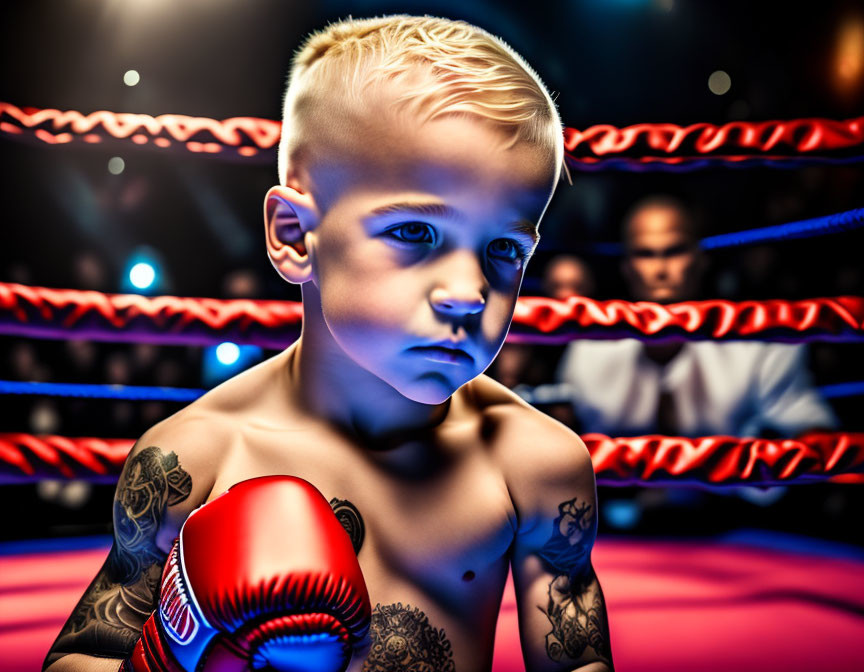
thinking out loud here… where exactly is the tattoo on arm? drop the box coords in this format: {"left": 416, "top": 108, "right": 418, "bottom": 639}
{"left": 43, "top": 446, "right": 192, "bottom": 667}
{"left": 537, "top": 497, "right": 612, "bottom": 666}
{"left": 362, "top": 603, "right": 455, "bottom": 672}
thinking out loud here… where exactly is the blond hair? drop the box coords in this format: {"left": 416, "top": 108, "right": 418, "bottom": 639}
{"left": 278, "top": 14, "right": 566, "bottom": 187}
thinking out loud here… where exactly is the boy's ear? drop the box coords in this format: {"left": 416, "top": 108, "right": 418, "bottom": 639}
{"left": 264, "top": 185, "right": 319, "bottom": 284}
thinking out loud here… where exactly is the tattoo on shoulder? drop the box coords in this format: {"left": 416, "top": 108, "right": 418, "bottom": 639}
{"left": 363, "top": 603, "right": 455, "bottom": 672}
{"left": 329, "top": 497, "right": 365, "bottom": 555}
{"left": 113, "top": 445, "right": 192, "bottom": 578}
{"left": 538, "top": 497, "right": 612, "bottom": 666}
{"left": 44, "top": 446, "right": 192, "bottom": 666}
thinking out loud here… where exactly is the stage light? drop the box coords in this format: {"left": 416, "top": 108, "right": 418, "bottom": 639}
{"left": 603, "top": 499, "right": 641, "bottom": 529}
{"left": 203, "top": 343, "right": 263, "bottom": 386}
{"left": 215, "top": 342, "right": 241, "bottom": 366}
{"left": 107, "top": 157, "right": 125, "bottom": 175}
{"left": 122, "top": 247, "right": 165, "bottom": 295}
{"left": 708, "top": 70, "right": 732, "bottom": 95}
{"left": 123, "top": 70, "right": 140, "bottom": 87}
{"left": 129, "top": 262, "right": 156, "bottom": 290}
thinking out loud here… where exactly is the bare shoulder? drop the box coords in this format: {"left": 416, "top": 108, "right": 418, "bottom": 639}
{"left": 125, "top": 357, "right": 274, "bottom": 542}
{"left": 467, "top": 375, "right": 594, "bottom": 491}
{"left": 137, "top": 349, "right": 289, "bottom": 474}
{"left": 129, "top": 350, "right": 294, "bottom": 524}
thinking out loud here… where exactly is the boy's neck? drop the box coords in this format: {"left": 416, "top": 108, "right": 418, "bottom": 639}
{"left": 284, "top": 287, "right": 452, "bottom": 443}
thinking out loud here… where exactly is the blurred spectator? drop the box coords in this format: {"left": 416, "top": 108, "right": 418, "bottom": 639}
{"left": 65, "top": 340, "right": 99, "bottom": 382}
{"left": 37, "top": 480, "right": 92, "bottom": 509}
{"left": 543, "top": 255, "right": 596, "bottom": 300}
{"left": 537, "top": 255, "right": 597, "bottom": 425}
{"left": 556, "top": 195, "right": 837, "bottom": 437}
{"left": 222, "top": 268, "right": 262, "bottom": 299}
{"left": 490, "top": 256, "right": 597, "bottom": 391}
{"left": 73, "top": 250, "right": 109, "bottom": 292}
{"left": 493, "top": 344, "right": 534, "bottom": 389}
{"left": 105, "top": 351, "right": 132, "bottom": 385}
{"left": 10, "top": 341, "right": 50, "bottom": 382}
{"left": 29, "top": 400, "right": 60, "bottom": 434}
{"left": 5, "top": 261, "right": 33, "bottom": 285}
{"left": 131, "top": 343, "right": 159, "bottom": 377}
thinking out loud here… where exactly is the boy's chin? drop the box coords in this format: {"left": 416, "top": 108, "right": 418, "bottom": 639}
{"left": 393, "top": 372, "right": 467, "bottom": 405}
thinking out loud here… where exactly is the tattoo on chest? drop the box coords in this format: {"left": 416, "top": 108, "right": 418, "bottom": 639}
{"left": 538, "top": 497, "right": 611, "bottom": 665}
{"left": 45, "top": 445, "right": 192, "bottom": 665}
{"left": 329, "top": 497, "right": 365, "bottom": 554}
{"left": 362, "top": 603, "right": 456, "bottom": 672}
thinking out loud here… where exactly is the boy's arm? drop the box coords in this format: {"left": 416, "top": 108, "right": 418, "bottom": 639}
{"left": 43, "top": 431, "right": 200, "bottom": 671}
{"left": 508, "top": 423, "right": 613, "bottom": 672}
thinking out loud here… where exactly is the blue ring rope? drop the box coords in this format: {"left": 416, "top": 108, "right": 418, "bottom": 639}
{"left": 0, "top": 380, "right": 205, "bottom": 402}
{"left": 0, "top": 379, "right": 862, "bottom": 402}
{"left": 700, "top": 207, "right": 864, "bottom": 250}
{"left": 580, "top": 207, "right": 864, "bottom": 256}
{"left": 817, "top": 381, "right": 864, "bottom": 399}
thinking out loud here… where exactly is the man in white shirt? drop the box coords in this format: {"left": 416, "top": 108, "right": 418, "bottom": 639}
{"left": 556, "top": 196, "right": 837, "bottom": 437}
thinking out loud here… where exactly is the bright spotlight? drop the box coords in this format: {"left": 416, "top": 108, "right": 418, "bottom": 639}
{"left": 129, "top": 262, "right": 156, "bottom": 290}
{"left": 202, "top": 342, "right": 262, "bottom": 385}
{"left": 216, "top": 342, "right": 241, "bottom": 366}
{"left": 123, "top": 70, "right": 140, "bottom": 87}
{"left": 708, "top": 70, "right": 732, "bottom": 95}
{"left": 603, "top": 499, "right": 641, "bottom": 530}
{"left": 108, "top": 157, "right": 125, "bottom": 175}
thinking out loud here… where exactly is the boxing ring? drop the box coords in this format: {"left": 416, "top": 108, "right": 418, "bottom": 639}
{"left": 2, "top": 103, "right": 864, "bottom": 671}
{"left": 3, "top": 533, "right": 863, "bottom": 672}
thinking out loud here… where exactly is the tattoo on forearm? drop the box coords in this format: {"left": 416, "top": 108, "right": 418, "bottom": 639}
{"left": 44, "top": 446, "right": 192, "bottom": 666}
{"left": 362, "top": 602, "right": 456, "bottom": 672}
{"left": 329, "top": 497, "right": 365, "bottom": 555}
{"left": 538, "top": 497, "right": 612, "bottom": 665}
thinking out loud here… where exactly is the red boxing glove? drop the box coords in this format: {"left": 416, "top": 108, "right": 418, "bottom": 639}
{"left": 125, "top": 475, "right": 370, "bottom": 672}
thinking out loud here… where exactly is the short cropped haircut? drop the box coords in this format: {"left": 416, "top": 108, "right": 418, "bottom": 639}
{"left": 278, "top": 14, "right": 565, "bottom": 188}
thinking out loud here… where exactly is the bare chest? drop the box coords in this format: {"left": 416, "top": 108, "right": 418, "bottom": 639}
{"left": 208, "top": 428, "right": 516, "bottom": 598}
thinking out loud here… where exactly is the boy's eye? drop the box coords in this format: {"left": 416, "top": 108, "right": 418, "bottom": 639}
{"left": 387, "top": 222, "right": 435, "bottom": 244}
{"left": 488, "top": 238, "right": 525, "bottom": 261}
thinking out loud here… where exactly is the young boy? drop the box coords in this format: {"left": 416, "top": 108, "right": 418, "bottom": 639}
{"left": 44, "top": 14, "right": 613, "bottom": 672}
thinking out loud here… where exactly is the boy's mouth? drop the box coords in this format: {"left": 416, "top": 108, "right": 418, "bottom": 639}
{"left": 408, "top": 343, "right": 474, "bottom": 365}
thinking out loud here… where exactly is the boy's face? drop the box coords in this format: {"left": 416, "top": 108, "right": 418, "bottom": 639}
{"left": 301, "top": 108, "right": 558, "bottom": 405}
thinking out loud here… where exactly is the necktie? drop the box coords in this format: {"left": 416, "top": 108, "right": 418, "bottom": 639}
{"left": 656, "top": 388, "right": 677, "bottom": 436}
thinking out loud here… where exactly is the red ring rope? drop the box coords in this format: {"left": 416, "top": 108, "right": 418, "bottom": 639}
{"left": 563, "top": 118, "right": 864, "bottom": 158}
{"left": 2, "top": 102, "right": 862, "bottom": 164}
{"left": 1, "top": 284, "right": 861, "bottom": 347}
{"left": 2, "top": 432, "right": 860, "bottom": 486}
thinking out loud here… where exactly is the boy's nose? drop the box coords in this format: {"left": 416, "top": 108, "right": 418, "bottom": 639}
{"left": 430, "top": 287, "right": 486, "bottom": 316}
{"left": 429, "top": 251, "right": 488, "bottom": 317}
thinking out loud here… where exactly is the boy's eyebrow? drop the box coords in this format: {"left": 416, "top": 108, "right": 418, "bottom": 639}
{"left": 508, "top": 219, "right": 541, "bottom": 244}
{"left": 366, "top": 201, "right": 540, "bottom": 243}
{"left": 367, "top": 201, "right": 461, "bottom": 220}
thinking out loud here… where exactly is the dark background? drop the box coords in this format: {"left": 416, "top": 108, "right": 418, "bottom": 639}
{"left": 1, "top": 1, "right": 862, "bottom": 545}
